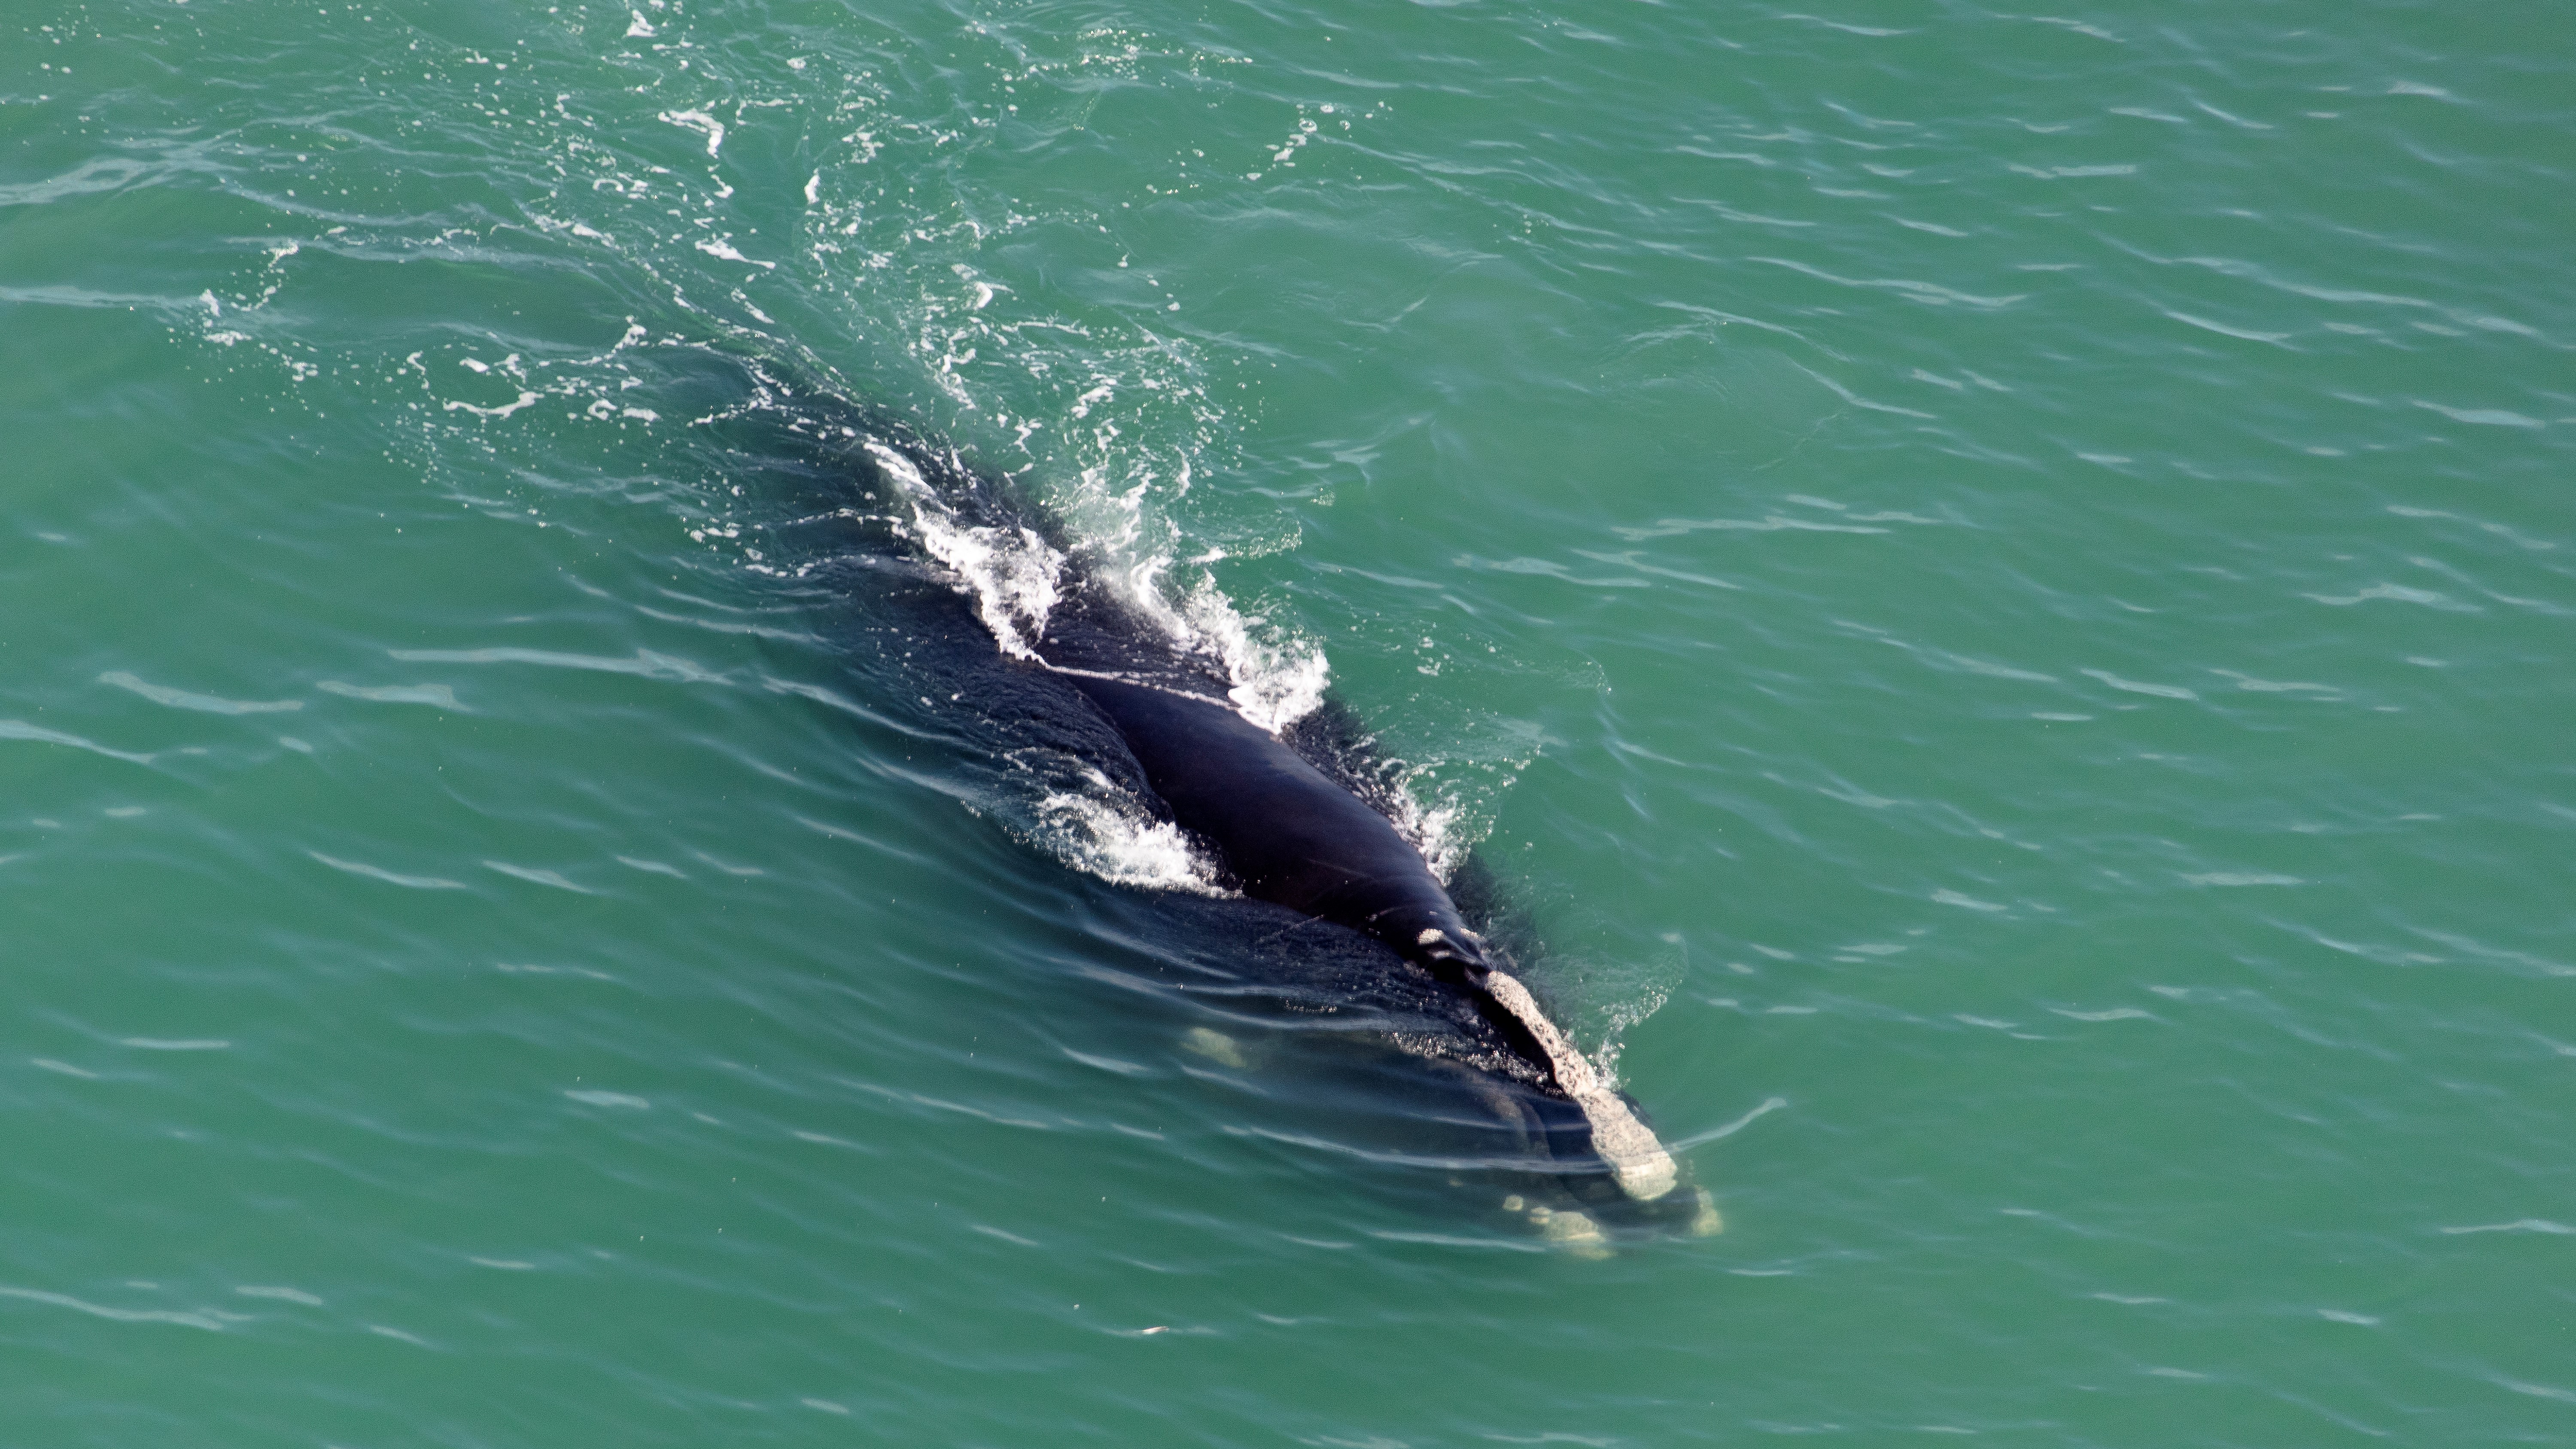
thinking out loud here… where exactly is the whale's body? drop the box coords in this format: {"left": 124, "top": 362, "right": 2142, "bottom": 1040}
{"left": 779, "top": 419, "right": 1700, "bottom": 1222}
{"left": 1068, "top": 677, "right": 1487, "bottom": 985}
{"left": 1069, "top": 674, "right": 1680, "bottom": 1203}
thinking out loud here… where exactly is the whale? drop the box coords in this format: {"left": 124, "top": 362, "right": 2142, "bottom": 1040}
{"left": 742, "top": 394, "right": 1711, "bottom": 1236}
{"left": 1063, "top": 671, "right": 1681, "bottom": 1204}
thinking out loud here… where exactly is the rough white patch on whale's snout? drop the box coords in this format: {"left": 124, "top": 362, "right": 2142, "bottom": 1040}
{"left": 1481, "top": 970, "right": 1679, "bottom": 1202}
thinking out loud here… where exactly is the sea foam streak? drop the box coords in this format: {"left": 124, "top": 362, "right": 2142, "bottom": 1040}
{"left": 1032, "top": 771, "right": 1230, "bottom": 896}
{"left": 867, "top": 441, "right": 1064, "bottom": 662}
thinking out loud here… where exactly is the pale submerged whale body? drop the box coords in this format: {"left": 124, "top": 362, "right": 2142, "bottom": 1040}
{"left": 769, "top": 404, "right": 1713, "bottom": 1239}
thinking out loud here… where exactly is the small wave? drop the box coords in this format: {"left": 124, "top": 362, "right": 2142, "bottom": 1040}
{"left": 0, "top": 720, "right": 156, "bottom": 766}
{"left": 98, "top": 671, "right": 302, "bottom": 715}
{"left": 0, "top": 1286, "right": 225, "bottom": 1332}
{"left": 308, "top": 851, "right": 467, "bottom": 891}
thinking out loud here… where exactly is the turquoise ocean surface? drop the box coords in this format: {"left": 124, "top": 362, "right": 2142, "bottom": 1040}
{"left": 5, "top": 0, "right": 2572, "bottom": 1442}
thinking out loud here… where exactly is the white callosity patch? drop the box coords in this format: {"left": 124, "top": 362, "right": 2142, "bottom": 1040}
{"left": 1689, "top": 1188, "right": 1724, "bottom": 1236}
{"left": 1481, "top": 971, "right": 1679, "bottom": 1201}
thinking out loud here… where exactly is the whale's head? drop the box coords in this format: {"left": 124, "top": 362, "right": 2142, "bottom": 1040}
{"left": 1469, "top": 969, "right": 1702, "bottom": 1194}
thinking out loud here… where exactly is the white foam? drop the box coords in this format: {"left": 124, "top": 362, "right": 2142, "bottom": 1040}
{"left": 873, "top": 306, "right": 1328, "bottom": 741}
{"left": 876, "top": 440, "right": 1325, "bottom": 789}
{"left": 1386, "top": 784, "right": 1466, "bottom": 884}
{"left": 1047, "top": 501, "right": 1328, "bottom": 736}
{"left": 1481, "top": 971, "right": 1678, "bottom": 1201}
{"left": 1031, "top": 774, "right": 1230, "bottom": 896}
{"left": 659, "top": 109, "right": 723, "bottom": 156}
{"left": 869, "top": 442, "right": 1064, "bottom": 662}
{"left": 1178, "top": 574, "right": 1329, "bottom": 733}
{"left": 694, "top": 237, "right": 775, "bottom": 270}
{"left": 441, "top": 390, "right": 542, "bottom": 420}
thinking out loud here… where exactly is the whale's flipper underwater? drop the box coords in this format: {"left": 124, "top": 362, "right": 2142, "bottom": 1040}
{"left": 750, "top": 395, "right": 1713, "bottom": 1240}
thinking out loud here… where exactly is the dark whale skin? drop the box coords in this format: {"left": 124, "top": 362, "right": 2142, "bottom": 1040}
{"left": 785, "top": 414, "right": 1698, "bottom": 1223}
{"left": 1068, "top": 673, "right": 1709, "bottom": 1226}
{"left": 1064, "top": 674, "right": 1566, "bottom": 1075}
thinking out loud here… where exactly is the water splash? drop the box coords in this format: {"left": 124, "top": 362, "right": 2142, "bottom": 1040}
{"left": 1028, "top": 771, "right": 1230, "bottom": 896}
{"left": 867, "top": 441, "right": 1064, "bottom": 662}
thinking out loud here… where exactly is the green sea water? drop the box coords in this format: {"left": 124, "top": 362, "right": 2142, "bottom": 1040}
{"left": 6, "top": 0, "right": 2573, "bottom": 1442}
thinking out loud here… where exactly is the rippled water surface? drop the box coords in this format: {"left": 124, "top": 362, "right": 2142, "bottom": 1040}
{"left": 6, "top": 0, "right": 2573, "bottom": 1442}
